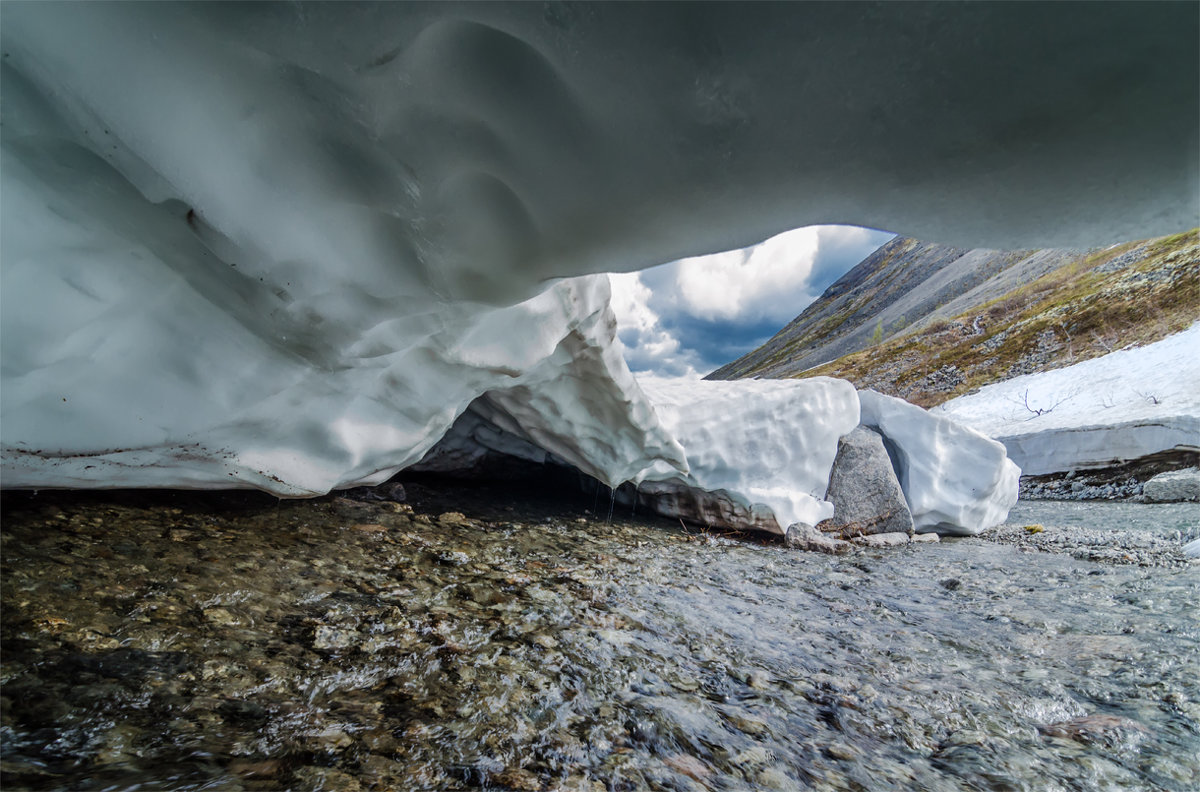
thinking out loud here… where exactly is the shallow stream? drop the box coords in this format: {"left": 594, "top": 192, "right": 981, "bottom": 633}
{"left": 2, "top": 485, "right": 1197, "bottom": 791}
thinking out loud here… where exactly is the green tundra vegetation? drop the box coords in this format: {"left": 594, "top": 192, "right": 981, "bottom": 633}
{"left": 796, "top": 229, "right": 1199, "bottom": 408}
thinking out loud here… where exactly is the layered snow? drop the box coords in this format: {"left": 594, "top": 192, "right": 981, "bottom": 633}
{"left": 2, "top": 260, "right": 687, "bottom": 493}
{"left": 417, "top": 381, "right": 1017, "bottom": 536}
{"left": 635, "top": 377, "right": 861, "bottom": 533}
{"left": 1, "top": 3, "right": 1189, "bottom": 537}
{"left": 859, "top": 391, "right": 1021, "bottom": 535}
{"left": 932, "top": 324, "right": 1200, "bottom": 475}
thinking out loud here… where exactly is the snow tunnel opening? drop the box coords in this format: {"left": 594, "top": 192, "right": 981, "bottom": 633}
{"left": 404, "top": 393, "right": 791, "bottom": 538}
{"left": 607, "top": 224, "right": 895, "bottom": 380}
{"left": 397, "top": 223, "right": 908, "bottom": 535}
{"left": 400, "top": 420, "right": 696, "bottom": 534}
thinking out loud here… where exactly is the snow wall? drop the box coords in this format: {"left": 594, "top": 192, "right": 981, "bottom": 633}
{"left": 2, "top": 3, "right": 1195, "bottom": 533}
{"left": 933, "top": 324, "right": 1200, "bottom": 476}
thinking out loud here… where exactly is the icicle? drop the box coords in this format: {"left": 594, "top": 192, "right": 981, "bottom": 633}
{"left": 607, "top": 486, "right": 616, "bottom": 525}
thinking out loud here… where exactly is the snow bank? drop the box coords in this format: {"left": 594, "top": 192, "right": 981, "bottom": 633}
{"left": 932, "top": 325, "right": 1200, "bottom": 475}
{"left": 413, "top": 376, "right": 863, "bottom": 536}
{"left": 1, "top": 3, "right": 1190, "bottom": 517}
{"left": 416, "top": 380, "right": 1018, "bottom": 538}
{"left": 860, "top": 391, "right": 1021, "bottom": 535}
{"left": 2, "top": 259, "right": 687, "bottom": 493}
{"left": 635, "top": 377, "right": 861, "bottom": 533}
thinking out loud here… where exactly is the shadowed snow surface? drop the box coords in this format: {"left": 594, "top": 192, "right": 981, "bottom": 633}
{"left": 1, "top": 4, "right": 1193, "bottom": 533}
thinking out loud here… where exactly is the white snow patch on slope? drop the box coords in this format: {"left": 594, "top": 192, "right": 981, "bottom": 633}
{"left": 932, "top": 324, "right": 1200, "bottom": 475}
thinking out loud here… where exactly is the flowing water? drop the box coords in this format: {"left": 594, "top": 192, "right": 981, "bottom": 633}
{"left": 1005, "top": 500, "right": 1200, "bottom": 536}
{"left": 2, "top": 485, "right": 1197, "bottom": 792}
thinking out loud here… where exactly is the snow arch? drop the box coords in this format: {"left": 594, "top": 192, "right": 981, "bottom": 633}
{"left": 1, "top": 3, "right": 1192, "bottom": 529}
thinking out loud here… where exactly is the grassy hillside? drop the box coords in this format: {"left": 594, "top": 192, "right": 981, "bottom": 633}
{"left": 794, "top": 230, "right": 1199, "bottom": 407}
{"left": 708, "top": 236, "right": 983, "bottom": 380}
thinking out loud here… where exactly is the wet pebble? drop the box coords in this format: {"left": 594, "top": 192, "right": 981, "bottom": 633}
{"left": 1, "top": 487, "right": 1195, "bottom": 792}
{"left": 825, "top": 742, "right": 859, "bottom": 761}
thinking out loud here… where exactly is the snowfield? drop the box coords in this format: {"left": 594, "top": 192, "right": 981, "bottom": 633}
{"left": 4, "top": 3, "right": 1189, "bottom": 539}
{"left": 932, "top": 323, "right": 1200, "bottom": 475}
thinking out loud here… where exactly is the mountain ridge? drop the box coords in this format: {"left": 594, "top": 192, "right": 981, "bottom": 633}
{"left": 707, "top": 229, "right": 1199, "bottom": 409}
{"left": 707, "top": 235, "right": 1037, "bottom": 380}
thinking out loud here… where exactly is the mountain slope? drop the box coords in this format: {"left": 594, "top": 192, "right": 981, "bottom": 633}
{"left": 709, "top": 236, "right": 1038, "bottom": 380}
{"left": 708, "top": 229, "right": 1199, "bottom": 409}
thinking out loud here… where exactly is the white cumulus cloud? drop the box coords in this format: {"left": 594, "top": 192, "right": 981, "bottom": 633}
{"left": 674, "top": 226, "right": 822, "bottom": 322}
{"left": 609, "top": 271, "right": 704, "bottom": 379}
{"left": 610, "top": 224, "right": 895, "bottom": 378}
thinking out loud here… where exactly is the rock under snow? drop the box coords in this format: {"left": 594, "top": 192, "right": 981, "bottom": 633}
{"left": 1142, "top": 469, "right": 1200, "bottom": 503}
{"left": 1, "top": 3, "right": 1192, "bottom": 514}
{"left": 628, "top": 377, "right": 861, "bottom": 534}
{"left": 417, "top": 382, "right": 1017, "bottom": 538}
{"left": 932, "top": 324, "right": 1200, "bottom": 476}
{"left": 817, "top": 427, "right": 914, "bottom": 538}
{"left": 859, "top": 390, "right": 1021, "bottom": 535}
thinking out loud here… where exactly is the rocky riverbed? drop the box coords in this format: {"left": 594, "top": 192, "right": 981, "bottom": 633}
{"left": 1017, "top": 455, "right": 1200, "bottom": 503}
{"left": 979, "top": 500, "right": 1200, "bottom": 568}
{"left": 2, "top": 483, "right": 1197, "bottom": 791}
{"left": 1019, "top": 475, "right": 1146, "bottom": 502}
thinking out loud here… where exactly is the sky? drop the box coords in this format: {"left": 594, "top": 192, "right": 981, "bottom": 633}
{"left": 609, "top": 225, "right": 895, "bottom": 379}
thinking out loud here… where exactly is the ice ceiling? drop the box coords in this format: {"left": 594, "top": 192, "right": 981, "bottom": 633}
{"left": 1, "top": 2, "right": 1196, "bottom": 505}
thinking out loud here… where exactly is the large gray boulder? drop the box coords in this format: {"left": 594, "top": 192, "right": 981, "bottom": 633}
{"left": 1142, "top": 468, "right": 1200, "bottom": 503}
{"left": 818, "top": 426, "right": 914, "bottom": 538}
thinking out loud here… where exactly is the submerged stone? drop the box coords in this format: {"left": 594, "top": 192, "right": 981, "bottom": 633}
{"left": 1, "top": 488, "right": 1197, "bottom": 791}
{"left": 785, "top": 523, "right": 852, "bottom": 555}
{"left": 852, "top": 532, "right": 912, "bottom": 548}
